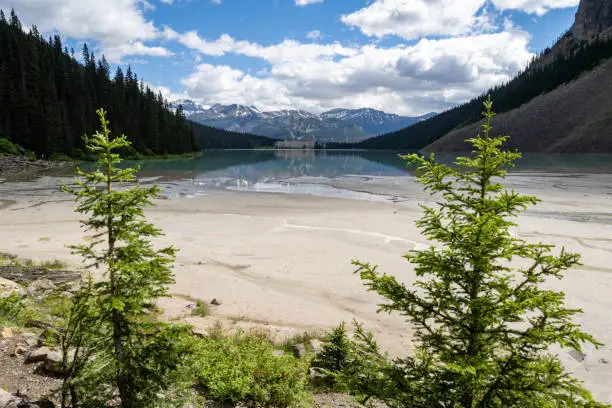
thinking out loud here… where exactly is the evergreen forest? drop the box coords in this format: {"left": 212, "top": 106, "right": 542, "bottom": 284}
{"left": 0, "top": 10, "right": 274, "bottom": 159}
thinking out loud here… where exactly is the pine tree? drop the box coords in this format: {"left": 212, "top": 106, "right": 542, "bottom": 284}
{"left": 351, "top": 98, "right": 606, "bottom": 408}
{"left": 61, "top": 109, "right": 192, "bottom": 408}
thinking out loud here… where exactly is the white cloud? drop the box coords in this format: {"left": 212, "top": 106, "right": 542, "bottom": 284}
{"left": 103, "top": 41, "right": 174, "bottom": 62}
{"left": 341, "top": 0, "right": 491, "bottom": 41}
{"left": 491, "top": 0, "right": 579, "bottom": 15}
{"left": 340, "top": 0, "right": 578, "bottom": 41}
{"left": 0, "top": 0, "right": 170, "bottom": 61}
{"left": 173, "top": 29, "right": 533, "bottom": 115}
{"left": 306, "top": 30, "right": 322, "bottom": 40}
{"left": 210, "top": 0, "right": 222, "bottom": 4}
{"left": 148, "top": 83, "right": 190, "bottom": 102}
{"left": 295, "top": 0, "right": 323, "bottom": 6}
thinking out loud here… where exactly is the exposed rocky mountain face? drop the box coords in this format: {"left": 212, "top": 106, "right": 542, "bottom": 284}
{"left": 539, "top": 0, "right": 612, "bottom": 65}
{"left": 572, "top": 0, "right": 612, "bottom": 42}
{"left": 171, "top": 101, "right": 435, "bottom": 143}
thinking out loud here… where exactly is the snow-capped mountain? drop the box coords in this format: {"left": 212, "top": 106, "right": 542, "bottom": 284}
{"left": 168, "top": 99, "right": 207, "bottom": 116}
{"left": 173, "top": 101, "right": 436, "bottom": 143}
{"left": 321, "top": 108, "right": 436, "bottom": 135}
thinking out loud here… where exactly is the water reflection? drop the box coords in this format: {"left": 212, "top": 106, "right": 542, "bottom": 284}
{"left": 113, "top": 150, "right": 612, "bottom": 184}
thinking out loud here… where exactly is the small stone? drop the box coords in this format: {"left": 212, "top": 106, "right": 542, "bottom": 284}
{"left": 1, "top": 327, "right": 13, "bottom": 339}
{"left": 11, "top": 345, "right": 27, "bottom": 356}
{"left": 191, "top": 327, "right": 208, "bottom": 337}
{"left": 309, "top": 339, "right": 324, "bottom": 353}
{"left": 272, "top": 350, "right": 285, "bottom": 358}
{"left": 210, "top": 298, "right": 222, "bottom": 306}
{"left": 568, "top": 349, "right": 586, "bottom": 362}
{"left": 26, "top": 346, "right": 53, "bottom": 362}
{"left": 600, "top": 358, "right": 609, "bottom": 364}
{"left": 291, "top": 343, "right": 307, "bottom": 358}
{"left": 27, "top": 279, "right": 56, "bottom": 296}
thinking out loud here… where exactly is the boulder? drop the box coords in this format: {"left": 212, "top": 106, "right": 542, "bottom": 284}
{"left": 291, "top": 343, "right": 307, "bottom": 358}
{"left": 309, "top": 367, "right": 328, "bottom": 386}
{"left": 43, "top": 351, "right": 66, "bottom": 375}
{"left": 26, "top": 346, "right": 53, "bottom": 362}
{"left": 19, "top": 333, "right": 39, "bottom": 348}
{"left": 0, "top": 278, "right": 25, "bottom": 298}
{"left": 309, "top": 339, "right": 325, "bottom": 353}
{"left": 0, "top": 388, "right": 22, "bottom": 408}
{"left": 26, "top": 279, "right": 56, "bottom": 297}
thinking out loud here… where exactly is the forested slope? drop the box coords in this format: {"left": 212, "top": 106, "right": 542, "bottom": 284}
{"left": 358, "top": 36, "right": 612, "bottom": 151}
{"left": 427, "top": 56, "right": 612, "bottom": 153}
{"left": 0, "top": 10, "right": 274, "bottom": 158}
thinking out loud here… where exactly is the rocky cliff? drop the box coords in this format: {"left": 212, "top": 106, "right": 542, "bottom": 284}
{"left": 572, "top": 0, "right": 612, "bottom": 42}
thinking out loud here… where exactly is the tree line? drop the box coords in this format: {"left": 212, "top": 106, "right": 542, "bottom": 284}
{"left": 359, "top": 35, "right": 612, "bottom": 150}
{"left": 0, "top": 10, "right": 274, "bottom": 159}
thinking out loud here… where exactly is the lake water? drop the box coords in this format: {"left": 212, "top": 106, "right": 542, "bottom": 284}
{"left": 114, "top": 150, "right": 612, "bottom": 200}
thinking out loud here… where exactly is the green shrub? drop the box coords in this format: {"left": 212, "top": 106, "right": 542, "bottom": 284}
{"left": 0, "top": 293, "right": 34, "bottom": 327}
{"left": 0, "top": 137, "right": 18, "bottom": 155}
{"left": 48, "top": 153, "right": 73, "bottom": 162}
{"left": 193, "top": 331, "right": 310, "bottom": 407}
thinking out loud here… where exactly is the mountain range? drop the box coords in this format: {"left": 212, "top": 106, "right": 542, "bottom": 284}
{"left": 170, "top": 100, "right": 435, "bottom": 143}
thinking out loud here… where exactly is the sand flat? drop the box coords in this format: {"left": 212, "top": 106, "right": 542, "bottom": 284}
{"left": 1, "top": 173, "right": 611, "bottom": 402}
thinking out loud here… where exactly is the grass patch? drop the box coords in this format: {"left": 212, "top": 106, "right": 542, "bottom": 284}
{"left": 38, "top": 259, "right": 69, "bottom": 270}
{"left": 172, "top": 294, "right": 211, "bottom": 318}
{"left": 191, "top": 299, "right": 209, "bottom": 317}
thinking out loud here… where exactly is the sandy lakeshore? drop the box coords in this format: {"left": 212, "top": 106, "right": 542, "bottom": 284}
{"left": 1, "top": 172, "right": 612, "bottom": 402}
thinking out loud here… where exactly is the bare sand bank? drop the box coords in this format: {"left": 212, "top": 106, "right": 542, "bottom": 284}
{"left": 1, "top": 173, "right": 611, "bottom": 402}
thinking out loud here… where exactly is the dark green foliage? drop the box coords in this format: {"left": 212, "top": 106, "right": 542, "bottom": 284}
{"left": 0, "top": 11, "right": 274, "bottom": 158}
{"left": 361, "top": 37, "right": 612, "bottom": 150}
{"left": 0, "top": 137, "right": 19, "bottom": 155}
{"left": 311, "top": 323, "right": 350, "bottom": 386}
{"left": 60, "top": 110, "right": 194, "bottom": 408}
{"left": 193, "top": 331, "right": 310, "bottom": 407}
{"left": 350, "top": 98, "right": 607, "bottom": 407}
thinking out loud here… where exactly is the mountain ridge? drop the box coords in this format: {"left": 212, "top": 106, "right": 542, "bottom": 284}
{"left": 170, "top": 100, "right": 435, "bottom": 143}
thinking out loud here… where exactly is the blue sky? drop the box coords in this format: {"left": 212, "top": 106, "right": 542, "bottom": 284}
{"left": 1, "top": 0, "right": 579, "bottom": 115}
